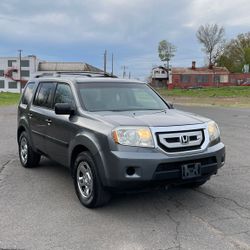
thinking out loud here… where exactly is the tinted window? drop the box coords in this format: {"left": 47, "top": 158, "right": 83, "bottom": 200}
{"left": 78, "top": 83, "right": 167, "bottom": 111}
{"left": 54, "top": 83, "right": 74, "bottom": 107}
{"left": 22, "top": 82, "right": 35, "bottom": 105}
{"left": 34, "top": 82, "right": 55, "bottom": 108}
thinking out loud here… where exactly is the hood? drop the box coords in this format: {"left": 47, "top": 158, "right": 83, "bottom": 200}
{"left": 94, "top": 109, "right": 210, "bottom": 127}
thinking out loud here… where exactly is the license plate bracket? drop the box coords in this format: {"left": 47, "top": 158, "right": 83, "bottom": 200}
{"left": 181, "top": 163, "right": 201, "bottom": 179}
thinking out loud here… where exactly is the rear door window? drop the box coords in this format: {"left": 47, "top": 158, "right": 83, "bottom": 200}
{"left": 33, "top": 82, "right": 56, "bottom": 109}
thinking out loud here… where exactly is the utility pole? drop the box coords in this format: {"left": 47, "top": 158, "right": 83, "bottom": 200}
{"left": 18, "top": 49, "right": 22, "bottom": 94}
{"left": 129, "top": 72, "right": 131, "bottom": 79}
{"left": 104, "top": 50, "right": 107, "bottom": 74}
{"left": 111, "top": 53, "right": 114, "bottom": 76}
{"left": 122, "top": 65, "right": 127, "bottom": 78}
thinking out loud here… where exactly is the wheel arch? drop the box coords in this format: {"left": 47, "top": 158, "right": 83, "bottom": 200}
{"left": 69, "top": 136, "right": 108, "bottom": 186}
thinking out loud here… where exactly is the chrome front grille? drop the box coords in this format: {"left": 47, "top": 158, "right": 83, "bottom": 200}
{"left": 156, "top": 129, "right": 205, "bottom": 153}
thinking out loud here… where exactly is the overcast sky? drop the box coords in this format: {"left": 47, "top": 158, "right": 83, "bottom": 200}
{"left": 0, "top": 0, "right": 250, "bottom": 79}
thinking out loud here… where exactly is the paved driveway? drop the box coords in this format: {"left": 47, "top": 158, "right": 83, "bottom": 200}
{"left": 0, "top": 105, "right": 250, "bottom": 250}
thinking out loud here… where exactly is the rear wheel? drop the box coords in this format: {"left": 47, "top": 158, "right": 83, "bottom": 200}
{"left": 18, "top": 131, "right": 41, "bottom": 168}
{"left": 73, "top": 152, "right": 111, "bottom": 208}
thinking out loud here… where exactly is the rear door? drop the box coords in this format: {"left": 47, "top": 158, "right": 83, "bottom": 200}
{"left": 29, "top": 82, "right": 56, "bottom": 153}
{"left": 44, "top": 82, "right": 76, "bottom": 166}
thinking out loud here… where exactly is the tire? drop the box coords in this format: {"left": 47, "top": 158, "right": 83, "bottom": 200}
{"left": 73, "top": 152, "right": 111, "bottom": 208}
{"left": 18, "top": 131, "right": 41, "bottom": 168}
{"left": 182, "top": 180, "right": 207, "bottom": 188}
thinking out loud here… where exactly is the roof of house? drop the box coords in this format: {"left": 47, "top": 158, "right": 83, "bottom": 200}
{"left": 152, "top": 66, "right": 168, "bottom": 70}
{"left": 37, "top": 62, "right": 102, "bottom": 72}
{"left": 172, "top": 66, "right": 229, "bottom": 75}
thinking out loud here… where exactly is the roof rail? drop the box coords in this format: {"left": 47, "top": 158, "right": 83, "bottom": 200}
{"left": 33, "top": 71, "right": 117, "bottom": 78}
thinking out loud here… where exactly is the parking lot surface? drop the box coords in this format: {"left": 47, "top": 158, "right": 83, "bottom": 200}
{"left": 0, "top": 105, "right": 250, "bottom": 250}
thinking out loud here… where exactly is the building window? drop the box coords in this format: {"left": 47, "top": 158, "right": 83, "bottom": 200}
{"left": 8, "top": 81, "right": 17, "bottom": 89}
{"left": 21, "top": 60, "right": 30, "bottom": 67}
{"left": 8, "top": 60, "right": 16, "bottom": 67}
{"left": 214, "top": 75, "right": 220, "bottom": 83}
{"left": 180, "top": 75, "right": 191, "bottom": 83}
{"left": 195, "top": 75, "right": 209, "bottom": 83}
{"left": 0, "top": 70, "right": 4, "bottom": 76}
{"left": 21, "top": 70, "right": 30, "bottom": 77}
{"left": 0, "top": 80, "right": 4, "bottom": 88}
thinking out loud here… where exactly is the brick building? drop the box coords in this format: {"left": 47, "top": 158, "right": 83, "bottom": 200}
{"left": 171, "top": 61, "right": 230, "bottom": 88}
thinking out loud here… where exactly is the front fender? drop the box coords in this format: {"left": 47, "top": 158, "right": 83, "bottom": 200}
{"left": 69, "top": 132, "right": 110, "bottom": 186}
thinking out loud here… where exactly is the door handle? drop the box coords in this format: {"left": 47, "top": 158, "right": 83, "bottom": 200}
{"left": 28, "top": 112, "right": 33, "bottom": 118}
{"left": 45, "top": 118, "right": 52, "bottom": 125}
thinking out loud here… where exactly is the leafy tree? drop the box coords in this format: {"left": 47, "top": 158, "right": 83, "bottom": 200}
{"left": 217, "top": 32, "right": 250, "bottom": 72}
{"left": 158, "top": 40, "right": 176, "bottom": 69}
{"left": 196, "top": 24, "right": 225, "bottom": 68}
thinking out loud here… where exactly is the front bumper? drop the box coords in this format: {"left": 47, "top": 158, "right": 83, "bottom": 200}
{"left": 102, "top": 142, "right": 225, "bottom": 189}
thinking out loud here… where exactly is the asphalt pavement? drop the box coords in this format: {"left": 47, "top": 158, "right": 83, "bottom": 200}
{"left": 0, "top": 105, "right": 250, "bottom": 250}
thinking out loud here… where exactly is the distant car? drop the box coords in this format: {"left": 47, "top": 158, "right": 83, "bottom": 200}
{"left": 241, "top": 81, "right": 250, "bottom": 86}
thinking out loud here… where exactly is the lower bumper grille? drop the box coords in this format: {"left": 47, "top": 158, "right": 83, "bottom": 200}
{"left": 153, "top": 157, "right": 218, "bottom": 181}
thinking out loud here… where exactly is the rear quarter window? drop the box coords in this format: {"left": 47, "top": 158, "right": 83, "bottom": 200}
{"left": 21, "top": 82, "right": 35, "bottom": 105}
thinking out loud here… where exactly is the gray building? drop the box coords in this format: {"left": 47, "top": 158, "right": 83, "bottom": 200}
{"left": 0, "top": 56, "right": 102, "bottom": 93}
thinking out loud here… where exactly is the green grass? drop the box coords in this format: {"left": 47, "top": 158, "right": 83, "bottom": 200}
{"left": 157, "top": 86, "right": 250, "bottom": 98}
{"left": 0, "top": 92, "right": 21, "bottom": 106}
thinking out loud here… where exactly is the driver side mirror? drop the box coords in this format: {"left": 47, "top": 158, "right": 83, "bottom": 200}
{"left": 55, "top": 103, "right": 75, "bottom": 115}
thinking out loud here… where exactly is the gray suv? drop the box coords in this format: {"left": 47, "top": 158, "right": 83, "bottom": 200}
{"left": 17, "top": 72, "right": 225, "bottom": 208}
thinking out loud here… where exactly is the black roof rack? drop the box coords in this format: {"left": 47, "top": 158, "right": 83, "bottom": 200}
{"left": 34, "top": 71, "right": 118, "bottom": 78}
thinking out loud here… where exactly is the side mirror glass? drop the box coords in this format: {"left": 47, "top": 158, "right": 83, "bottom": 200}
{"left": 55, "top": 103, "right": 75, "bottom": 115}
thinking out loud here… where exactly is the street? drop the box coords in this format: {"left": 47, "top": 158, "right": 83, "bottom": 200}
{"left": 0, "top": 105, "right": 250, "bottom": 250}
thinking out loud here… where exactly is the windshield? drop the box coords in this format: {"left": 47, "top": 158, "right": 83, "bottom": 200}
{"left": 77, "top": 82, "right": 168, "bottom": 112}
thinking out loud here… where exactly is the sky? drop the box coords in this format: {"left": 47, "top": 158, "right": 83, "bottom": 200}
{"left": 0, "top": 0, "right": 250, "bottom": 80}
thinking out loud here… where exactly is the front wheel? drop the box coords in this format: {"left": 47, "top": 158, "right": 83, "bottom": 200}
{"left": 18, "top": 131, "right": 41, "bottom": 168}
{"left": 73, "top": 152, "right": 111, "bottom": 208}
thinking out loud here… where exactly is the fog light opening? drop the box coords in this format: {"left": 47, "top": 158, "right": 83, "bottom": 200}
{"left": 126, "top": 167, "right": 136, "bottom": 176}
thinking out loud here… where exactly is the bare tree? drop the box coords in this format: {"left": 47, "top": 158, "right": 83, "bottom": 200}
{"left": 196, "top": 24, "right": 225, "bottom": 68}
{"left": 158, "top": 40, "right": 176, "bottom": 70}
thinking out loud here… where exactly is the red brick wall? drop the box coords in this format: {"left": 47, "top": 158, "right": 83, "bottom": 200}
{"left": 229, "top": 73, "right": 250, "bottom": 85}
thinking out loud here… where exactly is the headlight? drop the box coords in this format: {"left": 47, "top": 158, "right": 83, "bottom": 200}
{"left": 112, "top": 127, "right": 154, "bottom": 148}
{"left": 207, "top": 121, "right": 220, "bottom": 142}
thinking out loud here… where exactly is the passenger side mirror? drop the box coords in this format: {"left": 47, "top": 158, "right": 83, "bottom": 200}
{"left": 55, "top": 103, "right": 75, "bottom": 115}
